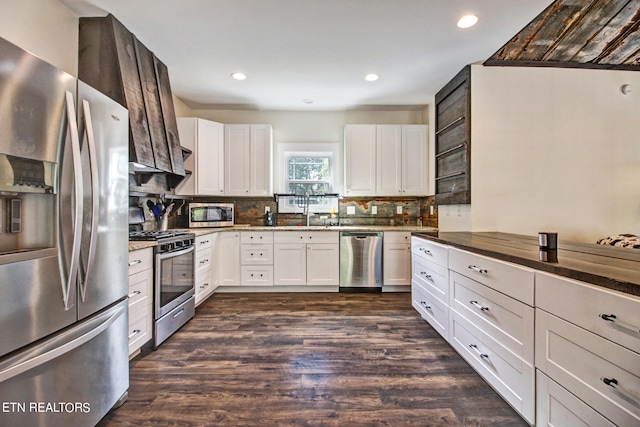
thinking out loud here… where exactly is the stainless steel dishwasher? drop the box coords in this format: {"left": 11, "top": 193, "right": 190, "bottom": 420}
{"left": 339, "top": 232, "right": 383, "bottom": 292}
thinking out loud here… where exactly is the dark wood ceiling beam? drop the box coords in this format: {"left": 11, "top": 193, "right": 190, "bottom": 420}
{"left": 543, "top": 0, "right": 632, "bottom": 62}
{"left": 516, "top": 0, "right": 593, "bottom": 61}
{"left": 574, "top": 0, "right": 640, "bottom": 63}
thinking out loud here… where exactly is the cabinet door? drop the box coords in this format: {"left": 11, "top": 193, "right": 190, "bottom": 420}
{"left": 383, "top": 243, "right": 412, "bottom": 286}
{"left": 306, "top": 244, "right": 339, "bottom": 286}
{"left": 218, "top": 232, "right": 240, "bottom": 286}
{"left": 250, "top": 125, "right": 272, "bottom": 196}
{"left": 401, "top": 125, "right": 427, "bottom": 195}
{"left": 224, "top": 125, "right": 250, "bottom": 195}
{"left": 376, "top": 125, "right": 402, "bottom": 196}
{"left": 198, "top": 119, "right": 225, "bottom": 195}
{"left": 273, "top": 244, "right": 307, "bottom": 285}
{"left": 344, "top": 125, "right": 376, "bottom": 196}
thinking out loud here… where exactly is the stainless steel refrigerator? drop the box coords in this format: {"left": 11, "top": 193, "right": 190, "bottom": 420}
{"left": 0, "top": 37, "right": 129, "bottom": 426}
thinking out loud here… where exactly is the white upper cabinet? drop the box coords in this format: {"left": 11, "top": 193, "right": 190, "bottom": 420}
{"left": 176, "top": 117, "right": 224, "bottom": 196}
{"left": 345, "top": 124, "right": 427, "bottom": 196}
{"left": 344, "top": 125, "right": 377, "bottom": 196}
{"left": 224, "top": 124, "right": 273, "bottom": 196}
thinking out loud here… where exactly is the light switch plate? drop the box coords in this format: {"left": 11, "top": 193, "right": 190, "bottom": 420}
{"left": 347, "top": 206, "right": 355, "bottom": 215}
{"left": 371, "top": 206, "right": 377, "bottom": 215}
{"left": 396, "top": 206, "right": 402, "bottom": 214}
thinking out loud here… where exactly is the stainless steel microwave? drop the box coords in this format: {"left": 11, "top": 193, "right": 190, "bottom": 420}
{"left": 188, "top": 203, "right": 234, "bottom": 228}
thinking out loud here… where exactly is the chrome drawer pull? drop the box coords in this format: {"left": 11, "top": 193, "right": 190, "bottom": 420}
{"left": 420, "top": 301, "right": 431, "bottom": 310}
{"left": 128, "top": 290, "right": 141, "bottom": 298}
{"left": 468, "top": 265, "right": 488, "bottom": 274}
{"left": 602, "top": 377, "right": 640, "bottom": 403}
{"left": 600, "top": 313, "right": 640, "bottom": 334}
{"left": 469, "top": 300, "right": 489, "bottom": 312}
{"left": 420, "top": 271, "right": 432, "bottom": 280}
{"left": 419, "top": 248, "right": 432, "bottom": 255}
{"left": 128, "top": 329, "right": 141, "bottom": 339}
{"left": 128, "top": 259, "right": 142, "bottom": 267}
{"left": 173, "top": 309, "right": 185, "bottom": 318}
{"left": 469, "top": 344, "right": 489, "bottom": 359}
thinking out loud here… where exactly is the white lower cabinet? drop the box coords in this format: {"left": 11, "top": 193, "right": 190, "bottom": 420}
{"left": 218, "top": 231, "right": 241, "bottom": 286}
{"left": 536, "top": 370, "right": 616, "bottom": 427}
{"left": 240, "top": 231, "right": 274, "bottom": 286}
{"left": 382, "top": 232, "right": 411, "bottom": 289}
{"left": 127, "top": 248, "right": 153, "bottom": 356}
{"left": 194, "top": 233, "right": 216, "bottom": 306}
{"left": 535, "top": 272, "right": 640, "bottom": 427}
{"left": 273, "top": 231, "right": 339, "bottom": 286}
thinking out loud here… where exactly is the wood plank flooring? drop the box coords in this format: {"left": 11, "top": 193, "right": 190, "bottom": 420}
{"left": 98, "top": 293, "right": 528, "bottom": 426}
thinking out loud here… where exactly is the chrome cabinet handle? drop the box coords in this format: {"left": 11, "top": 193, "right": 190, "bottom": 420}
{"left": 600, "top": 313, "right": 640, "bottom": 334}
{"left": 469, "top": 300, "right": 490, "bottom": 312}
{"left": 128, "top": 329, "right": 141, "bottom": 339}
{"left": 469, "top": 344, "right": 489, "bottom": 359}
{"left": 420, "top": 301, "right": 431, "bottom": 310}
{"left": 420, "top": 271, "right": 432, "bottom": 280}
{"left": 128, "top": 259, "right": 142, "bottom": 266}
{"left": 468, "top": 265, "right": 488, "bottom": 274}
{"left": 128, "top": 290, "right": 141, "bottom": 298}
{"left": 419, "top": 248, "right": 432, "bottom": 255}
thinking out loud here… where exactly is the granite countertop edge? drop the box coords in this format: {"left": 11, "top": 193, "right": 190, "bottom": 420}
{"left": 412, "top": 231, "right": 640, "bottom": 298}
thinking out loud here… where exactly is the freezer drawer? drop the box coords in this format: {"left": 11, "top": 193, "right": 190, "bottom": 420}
{"left": 0, "top": 299, "right": 129, "bottom": 427}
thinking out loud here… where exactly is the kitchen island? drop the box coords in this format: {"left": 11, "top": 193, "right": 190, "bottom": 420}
{"left": 411, "top": 231, "right": 640, "bottom": 426}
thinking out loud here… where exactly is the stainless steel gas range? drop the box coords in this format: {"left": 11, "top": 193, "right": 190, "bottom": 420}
{"left": 129, "top": 230, "right": 195, "bottom": 348}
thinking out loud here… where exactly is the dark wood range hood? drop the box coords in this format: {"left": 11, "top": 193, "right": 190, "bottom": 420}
{"left": 78, "top": 14, "right": 187, "bottom": 186}
{"left": 485, "top": 0, "right": 640, "bottom": 71}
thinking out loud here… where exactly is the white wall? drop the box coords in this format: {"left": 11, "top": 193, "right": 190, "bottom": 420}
{"left": 0, "top": 0, "right": 78, "bottom": 75}
{"left": 469, "top": 65, "right": 640, "bottom": 243}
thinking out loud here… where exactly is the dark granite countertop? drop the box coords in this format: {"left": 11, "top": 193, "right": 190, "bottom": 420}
{"left": 412, "top": 231, "right": 640, "bottom": 298}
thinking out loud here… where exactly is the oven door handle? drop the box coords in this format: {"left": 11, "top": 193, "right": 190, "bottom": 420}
{"left": 156, "top": 245, "right": 194, "bottom": 261}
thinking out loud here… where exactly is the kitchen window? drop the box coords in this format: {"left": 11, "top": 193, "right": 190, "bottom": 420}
{"left": 279, "top": 149, "right": 337, "bottom": 213}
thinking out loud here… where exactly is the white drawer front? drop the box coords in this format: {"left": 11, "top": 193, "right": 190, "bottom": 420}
{"left": 412, "top": 280, "right": 449, "bottom": 341}
{"left": 411, "top": 236, "right": 448, "bottom": 267}
{"left": 195, "top": 273, "right": 214, "bottom": 303}
{"left": 195, "top": 233, "right": 214, "bottom": 250}
{"left": 241, "top": 231, "right": 274, "bottom": 244}
{"left": 451, "top": 272, "right": 534, "bottom": 364}
{"left": 128, "top": 306, "right": 151, "bottom": 355}
{"left": 128, "top": 248, "right": 153, "bottom": 275}
{"left": 535, "top": 309, "right": 640, "bottom": 427}
{"left": 450, "top": 311, "right": 535, "bottom": 424}
{"left": 241, "top": 266, "right": 274, "bottom": 286}
{"left": 196, "top": 248, "right": 213, "bottom": 273}
{"left": 240, "top": 245, "right": 273, "bottom": 265}
{"left": 449, "top": 248, "right": 534, "bottom": 305}
{"left": 536, "top": 271, "right": 640, "bottom": 354}
{"left": 274, "top": 231, "right": 338, "bottom": 244}
{"left": 128, "top": 270, "right": 151, "bottom": 311}
{"left": 412, "top": 256, "right": 448, "bottom": 302}
{"left": 536, "top": 370, "right": 616, "bottom": 427}
{"left": 384, "top": 231, "right": 411, "bottom": 244}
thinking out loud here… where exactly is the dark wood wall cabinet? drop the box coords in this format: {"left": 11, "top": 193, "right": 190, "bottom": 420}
{"left": 78, "top": 14, "right": 187, "bottom": 186}
{"left": 434, "top": 65, "right": 470, "bottom": 205}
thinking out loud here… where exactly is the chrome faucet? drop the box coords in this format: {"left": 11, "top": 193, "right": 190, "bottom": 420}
{"left": 304, "top": 193, "right": 311, "bottom": 226}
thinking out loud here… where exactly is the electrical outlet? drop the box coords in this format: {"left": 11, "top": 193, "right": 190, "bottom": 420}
{"left": 347, "top": 206, "right": 355, "bottom": 215}
{"left": 371, "top": 206, "right": 377, "bottom": 215}
{"left": 396, "top": 206, "right": 402, "bottom": 214}
{"left": 265, "top": 206, "right": 270, "bottom": 213}
{"left": 429, "top": 205, "right": 434, "bottom": 215}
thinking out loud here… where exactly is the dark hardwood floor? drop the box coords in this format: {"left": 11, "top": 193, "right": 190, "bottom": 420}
{"left": 98, "top": 292, "right": 528, "bottom": 426}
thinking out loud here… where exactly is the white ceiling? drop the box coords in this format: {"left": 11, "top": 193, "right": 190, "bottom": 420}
{"left": 62, "top": 0, "right": 553, "bottom": 111}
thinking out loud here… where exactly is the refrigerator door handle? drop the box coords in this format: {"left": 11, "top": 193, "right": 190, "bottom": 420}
{"left": 62, "top": 90, "right": 83, "bottom": 310}
{"left": 78, "top": 99, "right": 99, "bottom": 302}
{"left": 0, "top": 303, "right": 126, "bottom": 383}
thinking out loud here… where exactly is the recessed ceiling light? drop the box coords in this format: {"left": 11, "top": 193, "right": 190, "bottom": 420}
{"left": 365, "top": 73, "right": 379, "bottom": 82}
{"left": 302, "top": 99, "right": 314, "bottom": 104}
{"left": 457, "top": 15, "right": 478, "bottom": 29}
{"left": 231, "top": 72, "right": 246, "bottom": 80}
